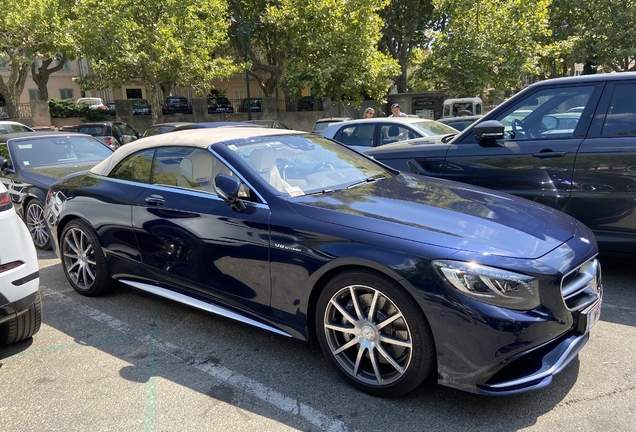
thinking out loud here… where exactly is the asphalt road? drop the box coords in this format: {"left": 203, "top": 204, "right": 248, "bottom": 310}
{"left": 1, "top": 251, "right": 634, "bottom": 432}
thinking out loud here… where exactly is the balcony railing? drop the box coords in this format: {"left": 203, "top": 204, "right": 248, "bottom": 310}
{"left": 0, "top": 103, "right": 32, "bottom": 119}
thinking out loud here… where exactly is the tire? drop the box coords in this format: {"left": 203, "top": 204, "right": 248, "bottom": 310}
{"left": 25, "top": 200, "right": 52, "bottom": 250}
{"left": 60, "top": 220, "right": 113, "bottom": 297}
{"left": 315, "top": 270, "right": 435, "bottom": 397}
{"left": 0, "top": 291, "right": 42, "bottom": 345}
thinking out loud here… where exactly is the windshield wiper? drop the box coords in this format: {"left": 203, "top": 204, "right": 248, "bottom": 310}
{"left": 347, "top": 176, "right": 384, "bottom": 189}
{"left": 441, "top": 133, "right": 457, "bottom": 143}
{"left": 305, "top": 189, "right": 334, "bottom": 196}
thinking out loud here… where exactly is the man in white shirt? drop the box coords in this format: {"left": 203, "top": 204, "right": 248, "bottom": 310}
{"left": 388, "top": 103, "right": 407, "bottom": 118}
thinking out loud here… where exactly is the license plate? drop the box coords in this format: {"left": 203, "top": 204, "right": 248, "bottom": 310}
{"left": 583, "top": 300, "right": 602, "bottom": 333}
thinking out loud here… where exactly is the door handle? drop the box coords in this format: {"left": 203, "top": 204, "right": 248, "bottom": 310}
{"left": 532, "top": 151, "right": 566, "bottom": 158}
{"left": 144, "top": 194, "right": 165, "bottom": 206}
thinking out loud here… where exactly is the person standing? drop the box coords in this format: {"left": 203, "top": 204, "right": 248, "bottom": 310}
{"left": 388, "top": 103, "right": 407, "bottom": 117}
{"left": 364, "top": 107, "right": 375, "bottom": 118}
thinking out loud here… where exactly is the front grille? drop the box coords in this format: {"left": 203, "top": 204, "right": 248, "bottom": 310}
{"left": 561, "top": 258, "right": 601, "bottom": 311}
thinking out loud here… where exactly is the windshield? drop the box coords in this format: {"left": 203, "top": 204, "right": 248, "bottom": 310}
{"left": 225, "top": 134, "right": 393, "bottom": 196}
{"left": 12, "top": 135, "right": 113, "bottom": 168}
{"left": 409, "top": 120, "right": 458, "bottom": 137}
{"left": 0, "top": 123, "right": 33, "bottom": 134}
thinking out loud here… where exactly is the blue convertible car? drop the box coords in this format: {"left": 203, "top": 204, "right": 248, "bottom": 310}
{"left": 45, "top": 127, "right": 602, "bottom": 396}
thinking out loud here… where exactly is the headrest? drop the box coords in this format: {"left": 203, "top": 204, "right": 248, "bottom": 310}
{"left": 249, "top": 147, "right": 276, "bottom": 173}
{"left": 180, "top": 154, "right": 213, "bottom": 184}
{"left": 388, "top": 125, "right": 400, "bottom": 137}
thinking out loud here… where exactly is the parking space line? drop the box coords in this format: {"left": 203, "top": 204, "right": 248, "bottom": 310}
{"left": 40, "top": 286, "right": 349, "bottom": 432}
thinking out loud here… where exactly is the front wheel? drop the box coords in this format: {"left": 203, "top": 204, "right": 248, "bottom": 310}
{"left": 60, "top": 220, "right": 113, "bottom": 297}
{"left": 25, "top": 200, "right": 51, "bottom": 250}
{"left": 315, "top": 270, "right": 435, "bottom": 397}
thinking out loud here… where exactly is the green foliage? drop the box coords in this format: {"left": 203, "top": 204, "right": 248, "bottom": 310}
{"left": 267, "top": 0, "right": 400, "bottom": 107}
{"left": 48, "top": 99, "right": 115, "bottom": 120}
{"left": 412, "top": 0, "right": 551, "bottom": 97}
{"left": 73, "top": 0, "right": 241, "bottom": 122}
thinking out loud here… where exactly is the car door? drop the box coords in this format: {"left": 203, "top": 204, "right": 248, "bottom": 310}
{"left": 571, "top": 80, "right": 636, "bottom": 253}
{"left": 442, "top": 83, "right": 604, "bottom": 212}
{"left": 334, "top": 123, "right": 376, "bottom": 152}
{"left": 127, "top": 146, "right": 273, "bottom": 310}
{"left": 114, "top": 122, "right": 139, "bottom": 145}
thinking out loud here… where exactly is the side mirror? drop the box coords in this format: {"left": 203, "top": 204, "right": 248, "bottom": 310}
{"left": 0, "top": 156, "right": 8, "bottom": 174}
{"left": 473, "top": 120, "right": 505, "bottom": 143}
{"left": 215, "top": 174, "right": 246, "bottom": 212}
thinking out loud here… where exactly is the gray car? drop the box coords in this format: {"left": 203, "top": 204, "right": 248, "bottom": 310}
{"left": 321, "top": 117, "right": 458, "bottom": 152}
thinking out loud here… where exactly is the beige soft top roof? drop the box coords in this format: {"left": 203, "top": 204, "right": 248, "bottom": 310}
{"left": 91, "top": 127, "right": 302, "bottom": 176}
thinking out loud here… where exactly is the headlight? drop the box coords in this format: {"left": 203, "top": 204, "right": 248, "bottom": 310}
{"left": 433, "top": 260, "right": 540, "bottom": 310}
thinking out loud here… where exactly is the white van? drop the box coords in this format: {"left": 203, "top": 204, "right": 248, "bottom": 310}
{"left": 442, "top": 97, "right": 483, "bottom": 118}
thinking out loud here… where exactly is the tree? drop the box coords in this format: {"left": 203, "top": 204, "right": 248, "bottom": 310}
{"left": 378, "top": 0, "right": 439, "bottom": 93}
{"left": 74, "top": 0, "right": 240, "bottom": 123}
{"left": 412, "top": 0, "right": 551, "bottom": 97}
{"left": 0, "top": 0, "right": 74, "bottom": 116}
{"left": 267, "top": 0, "right": 400, "bottom": 112}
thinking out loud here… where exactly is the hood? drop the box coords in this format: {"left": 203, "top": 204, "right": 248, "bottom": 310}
{"left": 21, "top": 163, "right": 100, "bottom": 188}
{"left": 289, "top": 174, "right": 578, "bottom": 259}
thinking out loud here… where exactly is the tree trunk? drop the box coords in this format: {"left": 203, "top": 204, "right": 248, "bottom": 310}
{"left": 0, "top": 59, "right": 30, "bottom": 118}
{"left": 31, "top": 55, "right": 69, "bottom": 101}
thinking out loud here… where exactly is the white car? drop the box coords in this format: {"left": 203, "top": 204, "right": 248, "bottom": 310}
{"left": 0, "top": 181, "right": 41, "bottom": 345}
{"left": 76, "top": 97, "right": 107, "bottom": 110}
{"left": 0, "top": 121, "right": 35, "bottom": 134}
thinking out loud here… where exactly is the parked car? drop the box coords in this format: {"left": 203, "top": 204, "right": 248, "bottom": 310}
{"left": 321, "top": 117, "right": 458, "bottom": 152}
{"left": 365, "top": 72, "right": 636, "bottom": 257}
{"left": 143, "top": 122, "right": 195, "bottom": 137}
{"left": 311, "top": 117, "right": 352, "bottom": 134}
{"left": 131, "top": 99, "right": 151, "bottom": 115}
{"left": 297, "top": 95, "right": 316, "bottom": 111}
{"left": 238, "top": 98, "right": 262, "bottom": 113}
{"left": 162, "top": 96, "right": 193, "bottom": 115}
{"left": 0, "top": 121, "right": 35, "bottom": 134}
{"left": 170, "top": 122, "right": 260, "bottom": 132}
{"left": 0, "top": 181, "right": 42, "bottom": 345}
{"left": 76, "top": 97, "right": 107, "bottom": 110}
{"left": 45, "top": 127, "right": 601, "bottom": 397}
{"left": 207, "top": 97, "right": 234, "bottom": 114}
{"left": 75, "top": 122, "right": 141, "bottom": 149}
{"left": 0, "top": 132, "right": 114, "bottom": 249}
{"left": 436, "top": 115, "right": 483, "bottom": 131}
{"left": 245, "top": 119, "right": 291, "bottom": 129}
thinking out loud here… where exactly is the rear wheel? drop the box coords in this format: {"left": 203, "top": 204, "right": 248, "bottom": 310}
{"left": 315, "top": 270, "right": 435, "bottom": 397}
{"left": 25, "top": 200, "right": 51, "bottom": 250}
{"left": 0, "top": 291, "right": 42, "bottom": 345}
{"left": 60, "top": 220, "right": 113, "bottom": 296}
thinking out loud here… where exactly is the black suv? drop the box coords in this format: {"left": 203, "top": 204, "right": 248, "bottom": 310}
{"left": 207, "top": 97, "right": 234, "bottom": 113}
{"left": 365, "top": 73, "right": 636, "bottom": 256}
{"left": 162, "top": 96, "right": 193, "bottom": 115}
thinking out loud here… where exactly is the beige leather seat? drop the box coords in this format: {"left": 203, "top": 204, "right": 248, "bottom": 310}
{"left": 249, "top": 147, "right": 291, "bottom": 192}
{"left": 176, "top": 153, "right": 215, "bottom": 192}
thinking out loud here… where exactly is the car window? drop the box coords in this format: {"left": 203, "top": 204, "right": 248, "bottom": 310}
{"left": 13, "top": 136, "right": 112, "bottom": 167}
{"left": 0, "top": 123, "right": 33, "bottom": 134}
{"left": 120, "top": 124, "right": 136, "bottom": 135}
{"left": 498, "top": 86, "right": 595, "bottom": 140}
{"left": 0, "top": 143, "right": 13, "bottom": 169}
{"left": 78, "top": 126, "right": 108, "bottom": 136}
{"left": 109, "top": 149, "right": 154, "bottom": 183}
{"left": 602, "top": 83, "right": 636, "bottom": 137}
{"left": 227, "top": 134, "right": 392, "bottom": 196}
{"left": 336, "top": 124, "right": 375, "bottom": 147}
{"left": 380, "top": 125, "right": 413, "bottom": 145}
{"left": 410, "top": 121, "right": 458, "bottom": 137}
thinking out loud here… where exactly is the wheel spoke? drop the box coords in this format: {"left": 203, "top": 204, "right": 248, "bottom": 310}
{"left": 378, "top": 333, "right": 412, "bottom": 349}
{"left": 352, "top": 345, "right": 366, "bottom": 376}
{"left": 376, "top": 311, "right": 403, "bottom": 330}
{"left": 376, "top": 343, "right": 405, "bottom": 375}
{"left": 367, "top": 290, "right": 380, "bottom": 322}
{"left": 324, "top": 322, "right": 356, "bottom": 335}
{"left": 348, "top": 286, "right": 364, "bottom": 319}
{"left": 329, "top": 298, "right": 358, "bottom": 325}
{"left": 368, "top": 347, "right": 383, "bottom": 384}
{"left": 332, "top": 337, "right": 358, "bottom": 356}
{"left": 64, "top": 235, "right": 81, "bottom": 255}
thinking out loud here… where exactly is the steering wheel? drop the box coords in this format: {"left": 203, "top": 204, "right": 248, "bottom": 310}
{"left": 511, "top": 119, "right": 527, "bottom": 138}
{"left": 311, "top": 162, "right": 335, "bottom": 174}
